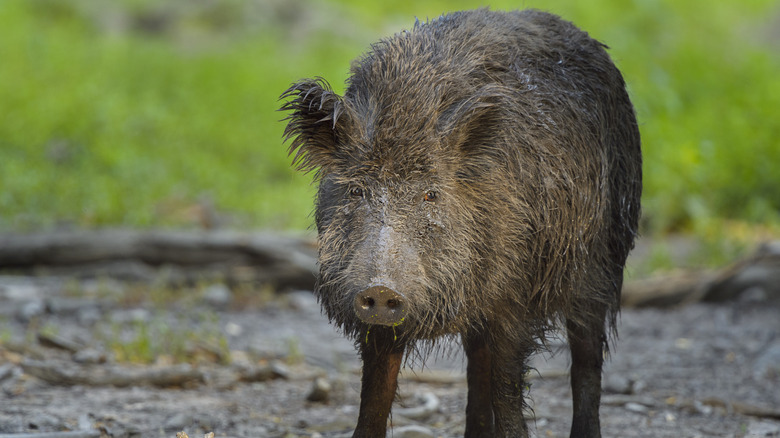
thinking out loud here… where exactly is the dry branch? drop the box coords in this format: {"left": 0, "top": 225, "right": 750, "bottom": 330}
{"left": 21, "top": 360, "right": 205, "bottom": 388}
{"left": 0, "top": 432, "right": 101, "bottom": 438}
{"left": 677, "top": 396, "right": 780, "bottom": 421}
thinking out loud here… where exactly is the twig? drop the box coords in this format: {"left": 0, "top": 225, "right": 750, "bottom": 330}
{"left": 0, "top": 431, "right": 101, "bottom": 438}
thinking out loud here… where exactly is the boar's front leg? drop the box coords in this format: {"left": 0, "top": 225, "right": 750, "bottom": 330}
{"left": 353, "top": 329, "right": 405, "bottom": 438}
{"left": 463, "top": 331, "right": 494, "bottom": 437}
{"left": 491, "top": 346, "right": 532, "bottom": 437}
{"left": 466, "top": 327, "right": 532, "bottom": 438}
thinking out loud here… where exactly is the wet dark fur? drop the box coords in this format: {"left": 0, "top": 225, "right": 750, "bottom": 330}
{"left": 281, "top": 8, "right": 641, "bottom": 438}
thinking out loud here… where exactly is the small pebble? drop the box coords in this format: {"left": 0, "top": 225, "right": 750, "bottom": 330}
{"left": 164, "top": 413, "right": 192, "bottom": 431}
{"left": 394, "top": 425, "right": 435, "bottom": 438}
{"left": 602, "top": 374, "right": 632, "bottom": 394}
{"left": 73, "top": 348, "right": 109, "bottom": 364}
{"left": 0, "top": 363, "right": 16, "bottom": 382}
{"left": 203, "top": 284, "right": 232, "bottom": 309}
{"left": 624, "top": 402, "right": 648, "bottom": 414}
{"left": 753, "top": 343, "right": 780, "bottom": 380}
{"left": 306, "top": 376, "right": 331, "bottom": 402}
{"left": 18, "top": 300, "right": 45, "bottom": 321}
{"left": 77, "top": 413, "right": 93, "bottom": 430}
{"left": 395, "top": 392, "right": 440, "bottom": 420}
{"left": 693, "top": 400, "right": 713, "bottom": 415}
{"left": 28, "top": 412, "right": 63, "bottom": 430}
{"left": 241, "top": 361, "right": 289, "bottom": 382}
{"left": 225, "top": 322, "right": 243, "bottom": 337}
{"left": 745, "top": 420, "right": 780, "bottom": 436}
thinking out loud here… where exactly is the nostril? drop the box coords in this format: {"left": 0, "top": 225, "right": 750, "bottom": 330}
{"left": 361, "top": 296, "right": 376, "bottom": 309}
{"left": 386, "top": 298, "right": 400, "bottom": 309}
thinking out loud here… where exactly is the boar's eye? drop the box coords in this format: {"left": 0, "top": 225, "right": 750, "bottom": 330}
{"left": 423, "top": 191, "right": 438, "bottom": 202}
{"left": 349, "top": 187, "right": 364, "bottom": 198}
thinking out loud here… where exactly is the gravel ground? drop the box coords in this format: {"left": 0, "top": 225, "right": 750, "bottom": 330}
{"left": 1, "top": 276, "right": 779, "bottom": 438}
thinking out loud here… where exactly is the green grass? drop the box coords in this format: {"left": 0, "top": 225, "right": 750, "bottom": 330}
{"left": 1, "top": 0, "right": 778, "bottom": 250}
{"left": 102, "top": 310, "right": 231, "bottom": 365}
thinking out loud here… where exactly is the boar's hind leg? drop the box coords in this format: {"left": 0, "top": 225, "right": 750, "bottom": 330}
{"left": 353, "top": 330, "right": 405, "bottom": 438}
{"left": 566, "top": 307, "right": 607, "bottom": 438}
{"left": 463, "top": 331, "right": 494, "bottom": 437}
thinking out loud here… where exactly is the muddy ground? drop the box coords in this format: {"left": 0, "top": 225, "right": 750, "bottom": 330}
{"left": 0, "top": 271, "right": 779, "bottom": 438}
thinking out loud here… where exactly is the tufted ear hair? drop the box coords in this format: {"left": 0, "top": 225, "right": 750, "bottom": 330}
{"left": 280, "top": 78, "right": 349, "bottom": 173}
{"left": 437, "top": 84, "right": 506, "bottom": 156}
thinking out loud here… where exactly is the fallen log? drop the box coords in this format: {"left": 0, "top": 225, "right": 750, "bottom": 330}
{"left": 623, "top": 241, "right": 780, "bottom": 307}
{"left": 622, "top": 270, "right": 714, "bottom": 308}
{"left": 0, "top": 229, "right": 317, "bottom": 290}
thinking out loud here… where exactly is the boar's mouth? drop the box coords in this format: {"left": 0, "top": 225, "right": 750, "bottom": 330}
{"left": 353, "top": 285, "right": 407, "bottom": 326}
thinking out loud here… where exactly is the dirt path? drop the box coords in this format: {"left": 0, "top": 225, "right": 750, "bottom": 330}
{"left": 1, "top": 276, "right": 779, "bottom": 438}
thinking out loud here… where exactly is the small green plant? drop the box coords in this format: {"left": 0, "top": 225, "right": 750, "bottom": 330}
{"left": 100, "top": 311, "right": 231, "bottom": 365}
{"left": 126, "top": 320, "right": 154, "bottom": 363}
{"left": 0, "top": 318, "right": 12, "bottom": 344}
{"left": 61, "top": 278, "right": 85, "bottom": 298}
{"left": 286, "top": 336, "right": 304, "bottom": 365}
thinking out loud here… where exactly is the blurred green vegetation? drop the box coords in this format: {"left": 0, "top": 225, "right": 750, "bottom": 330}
{"left": 1, "top": 0, "right": 778, "bottom": 250}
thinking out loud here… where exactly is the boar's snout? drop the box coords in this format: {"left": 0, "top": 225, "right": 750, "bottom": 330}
{"left": 354, "top": 286, "right": 407, "bottom": 326}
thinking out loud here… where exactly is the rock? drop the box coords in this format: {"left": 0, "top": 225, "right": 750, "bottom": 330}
{"left": 27, "top": 412, "right": 64, "bottom": 430}
{"left": 393, "top": 425, "right": 435, "bottom": 438}
{"left": 97, "top": 417, "right": 143, "bottom": 438}
{"left": 78, "top": 413, "right": 93, "bottom": 430}
{"left": 164, "top": 412, "right": 193, "bottom": 431}
{"left": 603, "top": 374, "right": 633, "bottom": 394}
{"left": 693, "top": 400, "right": 713, "bottom": 415}
{"left": 17, "top": 300, "right": 45, "bottom": 321}
{"left": 203, "top": 284, "right": 232, "bottom": 309}
{"left": 73, "top": 348, "right": 109, "bottom": 364}
{"left": 225, "top": 321, "right": 243, "bottom": 337}
{"left": 625, "top": 402, "right": 649, "bottom": 414}
{"left": 306, "top": 376, "right": 331, "bottom": 402}
{"left": 745, "top": 420, "right": 780, "bottom": 436}
{"left": 0, "top": 363, "right": 17, "bottom": 382}
{"left": 395, "top": 392, "right": 440, "bottom": 420}
{"left": 239, "top": 361, "right": 289, "bottom": 382}
{"left": 753, "top": 343, "right": 780, "bottom": 380}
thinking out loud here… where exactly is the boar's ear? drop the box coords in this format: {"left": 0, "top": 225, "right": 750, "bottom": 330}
{"left": 280, "top": 78, "right": 349, "bottom": 172}
{"left": 437, "top": 85, "right": 505, "bottom": 155}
